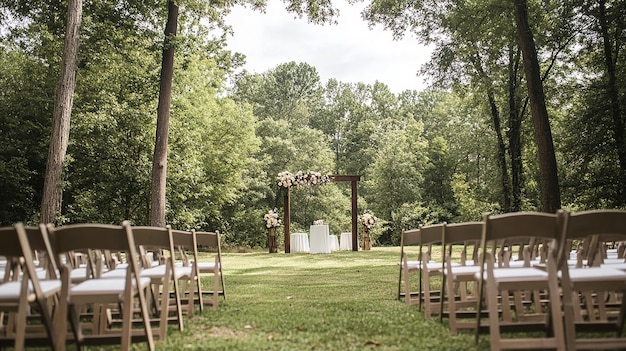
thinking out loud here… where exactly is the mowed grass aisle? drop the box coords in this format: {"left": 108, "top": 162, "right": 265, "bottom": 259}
{"left": 155, "top": 247, "right": 491, "bottom": 350}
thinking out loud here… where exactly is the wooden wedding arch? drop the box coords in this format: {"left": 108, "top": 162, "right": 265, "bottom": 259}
{"left": 283, "top": 175, "right": 361, "bottom": 253}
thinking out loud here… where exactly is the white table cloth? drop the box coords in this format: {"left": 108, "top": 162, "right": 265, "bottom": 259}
{"left": 290, "top": 233, "right": 310, "bottom": 253}
{"left": 340, "top": 232, "right": 357, "bottom": 251}
{"left": 310, "top": 225, "right": 331, "bottom": 254}
{"left": 329, "top": 235, "right": 339, "bottom": 252}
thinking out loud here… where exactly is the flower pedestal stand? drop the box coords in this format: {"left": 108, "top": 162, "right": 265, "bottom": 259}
{"left": 268, "top": 228, "right": 278, "bottom": 253}
{"left": 362, "top": 229, "right": 371, "bottom": 250}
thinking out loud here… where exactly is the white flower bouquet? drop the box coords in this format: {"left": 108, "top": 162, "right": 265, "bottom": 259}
{"left": 277, "top": 171, "right": 295, "bottom": 189}
{"left": 360, "top": 211, "right": 378, "bottom": 231}
{"left": 264, "top": 209, "right": 281, "bottom": 228}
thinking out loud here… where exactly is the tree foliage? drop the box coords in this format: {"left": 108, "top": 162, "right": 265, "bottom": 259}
{"left": 1, "top": 0, "right": 625, "bottom": 248}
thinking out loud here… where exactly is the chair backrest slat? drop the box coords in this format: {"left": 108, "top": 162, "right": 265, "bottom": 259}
{"left": 0, "top": 227, "right": 23, "bottom": 256}
{"left": 559, "top": 209, "right": 626, "bottom": 267}
{"left": 443, "top": 222, "right": 482, "bottom": 265}
{"left": 419, "top": 224, "right": 444, "bottom": 245}
{"left": 132, "top": 226, "right": 172, "bottom": 248}
{"left": 483, "top": 212, "right": 560, "bottom": 243}
{"left": 561, "top": 209, "right": 626, "bottom": 240}
{"left": 194, "top": 231, "right": 218, "bottom": 249}
{"left": 170, "top": 229, "right": 195, "bottom": 250}
{"left": 401, "top": 229, "right": 420, "bottom": 247}
{"left": 50, "top": 223, "right": 133, "bottom": 253}
{"left": 443, "top": 222, "right": 482, "bottom": 245}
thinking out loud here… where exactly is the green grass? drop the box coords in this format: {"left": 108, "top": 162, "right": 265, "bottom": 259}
{"left": 153, "top": 247, "right": 491, "bottom": 350}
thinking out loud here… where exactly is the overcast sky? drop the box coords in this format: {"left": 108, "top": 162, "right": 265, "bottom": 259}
{"left": 224, "top": 0, "right": 432, "bottom": 93}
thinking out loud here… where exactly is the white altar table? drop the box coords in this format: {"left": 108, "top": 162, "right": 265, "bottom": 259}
{"left": 290, "top": 233, "right": 310, "bottom": 253}
{"left": 309, "top": 225, "right": 330, "bottom": 254}
{"left": 329, "top": 235, "right": 339, "bottom": 252}
{"left": 340, "top": 232, "right": 358, "bottom": 251}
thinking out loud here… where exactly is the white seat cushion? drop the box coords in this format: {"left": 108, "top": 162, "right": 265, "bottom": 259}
{"left": 475, "top": 267, "right": 548, "bottom": 283}
{"left": 601, "top": 262, "right": 626, "bottom": 271}
{"left": 197, "top": 262, "right": 218, "bottom": 272}
{"left": 101, "top": 268, "right": 128, "bottom": 279}
{"left": 561, "top": 266, "right": 626, "bottom": 282}
{"left": 70, "top": 277, "right": 151, "bottom": 297}
{"left": 445, "top": 265, "right": 481, "bottom": 278}
{"left": 0, "top": 280, "right": 61, "bottom": 302}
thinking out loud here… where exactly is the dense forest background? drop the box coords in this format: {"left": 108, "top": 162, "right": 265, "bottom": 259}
{"left": 1, "top": 0, "right": 625, "bottom": 248}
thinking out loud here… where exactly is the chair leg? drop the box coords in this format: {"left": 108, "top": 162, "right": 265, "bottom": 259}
{"left": 196, "top": 268, "right": 205, "bottom": 312}
{"left": 213, "top": 271, "right": 220, "bottom": 309}
{"left": 121, "top": 301, "right": 132, "bottom": 351}
{"left": 137, "top": 285, "right": 155, "bottom": 351}
{"left": 397, "top": 254, "right": 404, "bottom": 301}
{"left": 447, "top": 274, "right": 459, "bottom": 335}
{"left": 486, "top": 282, "right": 502, "bottom": 350}
{"left": 172, "top": 277, "right": 184, "bottom": 332}
{"left": 15, "top": 277, "right": 29, "bottom": 351}
{"left": 158, "top": 280, "right": 170, "bottom": 340}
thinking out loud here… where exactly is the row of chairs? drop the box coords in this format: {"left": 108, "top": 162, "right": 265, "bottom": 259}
{"left": 0, "top": 221, "right": 225, "bottom": 350}
{"left": 398, "top": 209, "right": 626, "bottom": 350}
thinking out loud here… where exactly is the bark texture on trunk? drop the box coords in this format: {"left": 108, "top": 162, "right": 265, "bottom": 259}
{"left": 512, "top": 0, "right": 561, "bottom": 213}
{"left": 150, "top": 1, "right": 178, "bottom": 227}
{"left": 40, "top": 0, "right": 82, "bottom": 224}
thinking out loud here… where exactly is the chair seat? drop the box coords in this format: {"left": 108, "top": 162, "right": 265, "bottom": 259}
{"left": 601, "top": 262, "right": 626, "bottom": 271}
{"left": 141, "top": 264, "right": 188, "bottom": 280}
{"left": 175, "top": 265, "right": 193, "bottom": 278}
{"left": 0, "top": 280, "right": 62, "bottom": 302}
{"left": 475, "top": 267, "right": 549, "bottom": 283}
{"left": 421, "top": 261, "right": 445, "bottom": 271}
{"left": 101, "top": 268, "right": 128, "bottom": 279}
{"left": 561, "top": 266, "right": 626, "bottom": 282}
{"left": 507, "top": 259, "right": 541, "bottom": 268}
{"left": 70, "top": 267, "right": 89, "bottom": 282}
{"left": 402, "top": 260, "right": 420, "bottom": 270}
{"left": 601, "top": 258, "right": 626, "bottom": 265}
{"left": 567, "top": 259, "right": 587, "bottom": 267}
{"left": 70, "top": 277, "right": 151, "bottom": 298}
{"left": 445, "top": 265, "right": 481, "bottom": 278}
{"left": 197, "top": 262, "right": 219, "bottom": 272}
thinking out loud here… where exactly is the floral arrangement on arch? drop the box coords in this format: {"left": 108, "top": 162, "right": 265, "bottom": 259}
{"left": 277, "top": 170, "right": 331, "bottom": 189}
{"left": 264, "top": 209, "right": 281, "bottom": 229}
{"left": 360, "top": 211, "right": 378, "bottom": 232}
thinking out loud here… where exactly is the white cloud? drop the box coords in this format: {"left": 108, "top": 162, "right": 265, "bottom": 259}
{"left": 225, "top": 0, "right": 432, "bottom": 93}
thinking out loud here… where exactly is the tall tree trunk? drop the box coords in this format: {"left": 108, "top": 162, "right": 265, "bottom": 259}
{"left": 512, "top": 0, "right": 561, "bottom": 213}
{"left": 597, "top": 0, "right": 626, "bottom": 206}
{"left": 471, "top": 52, "right": 512, "bottom": 212}
{"left": 150, "top": 0, "right": 178, "bottom": 227}
{"left": 508, "top": 46, "right": 524, "bottom": 212}
{"left": 486, "top": 90, "right": 512, "bottom": 213}
{"left": 40, "top": 0, "right": 82, "bottom": 224}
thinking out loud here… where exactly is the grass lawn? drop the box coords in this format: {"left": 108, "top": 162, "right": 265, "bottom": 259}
{"left": 154, "top": 247, "right": 491, "bottom": 350}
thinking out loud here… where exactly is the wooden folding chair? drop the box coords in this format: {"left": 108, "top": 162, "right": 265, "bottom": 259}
{"left": 0, "top": 223, "right": 61, "bottom": 350}
{"left": 100, "top": 225, "right": 185, "bottom": 340}
{"left": 558, "top": 209, "right": 626, "bottom": 350}
{"left": 397, "top": 228, "right": 421, "bottom": 302}
{"left": 169, "top": 229, "right": 200, "bottom": 317}
{"left": 439, "top": 221, "right": 484, "bottom": 334}
{"left": 474, "top": 212, "right": 565, "bottom": 351}
{"left": 397, "top": 224, "right": 446, "bottom": 318}
{"left": 193, "top": 230, "right": 226, "bottom": 310}
{"left": 48, "top": 221, "right": 155, "bottom": 351}
{"left": 417, "top": 224, "right": 446, "bottom": 319}
{"left": 134, "top": 226, "right": 184, "bottom": 337}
